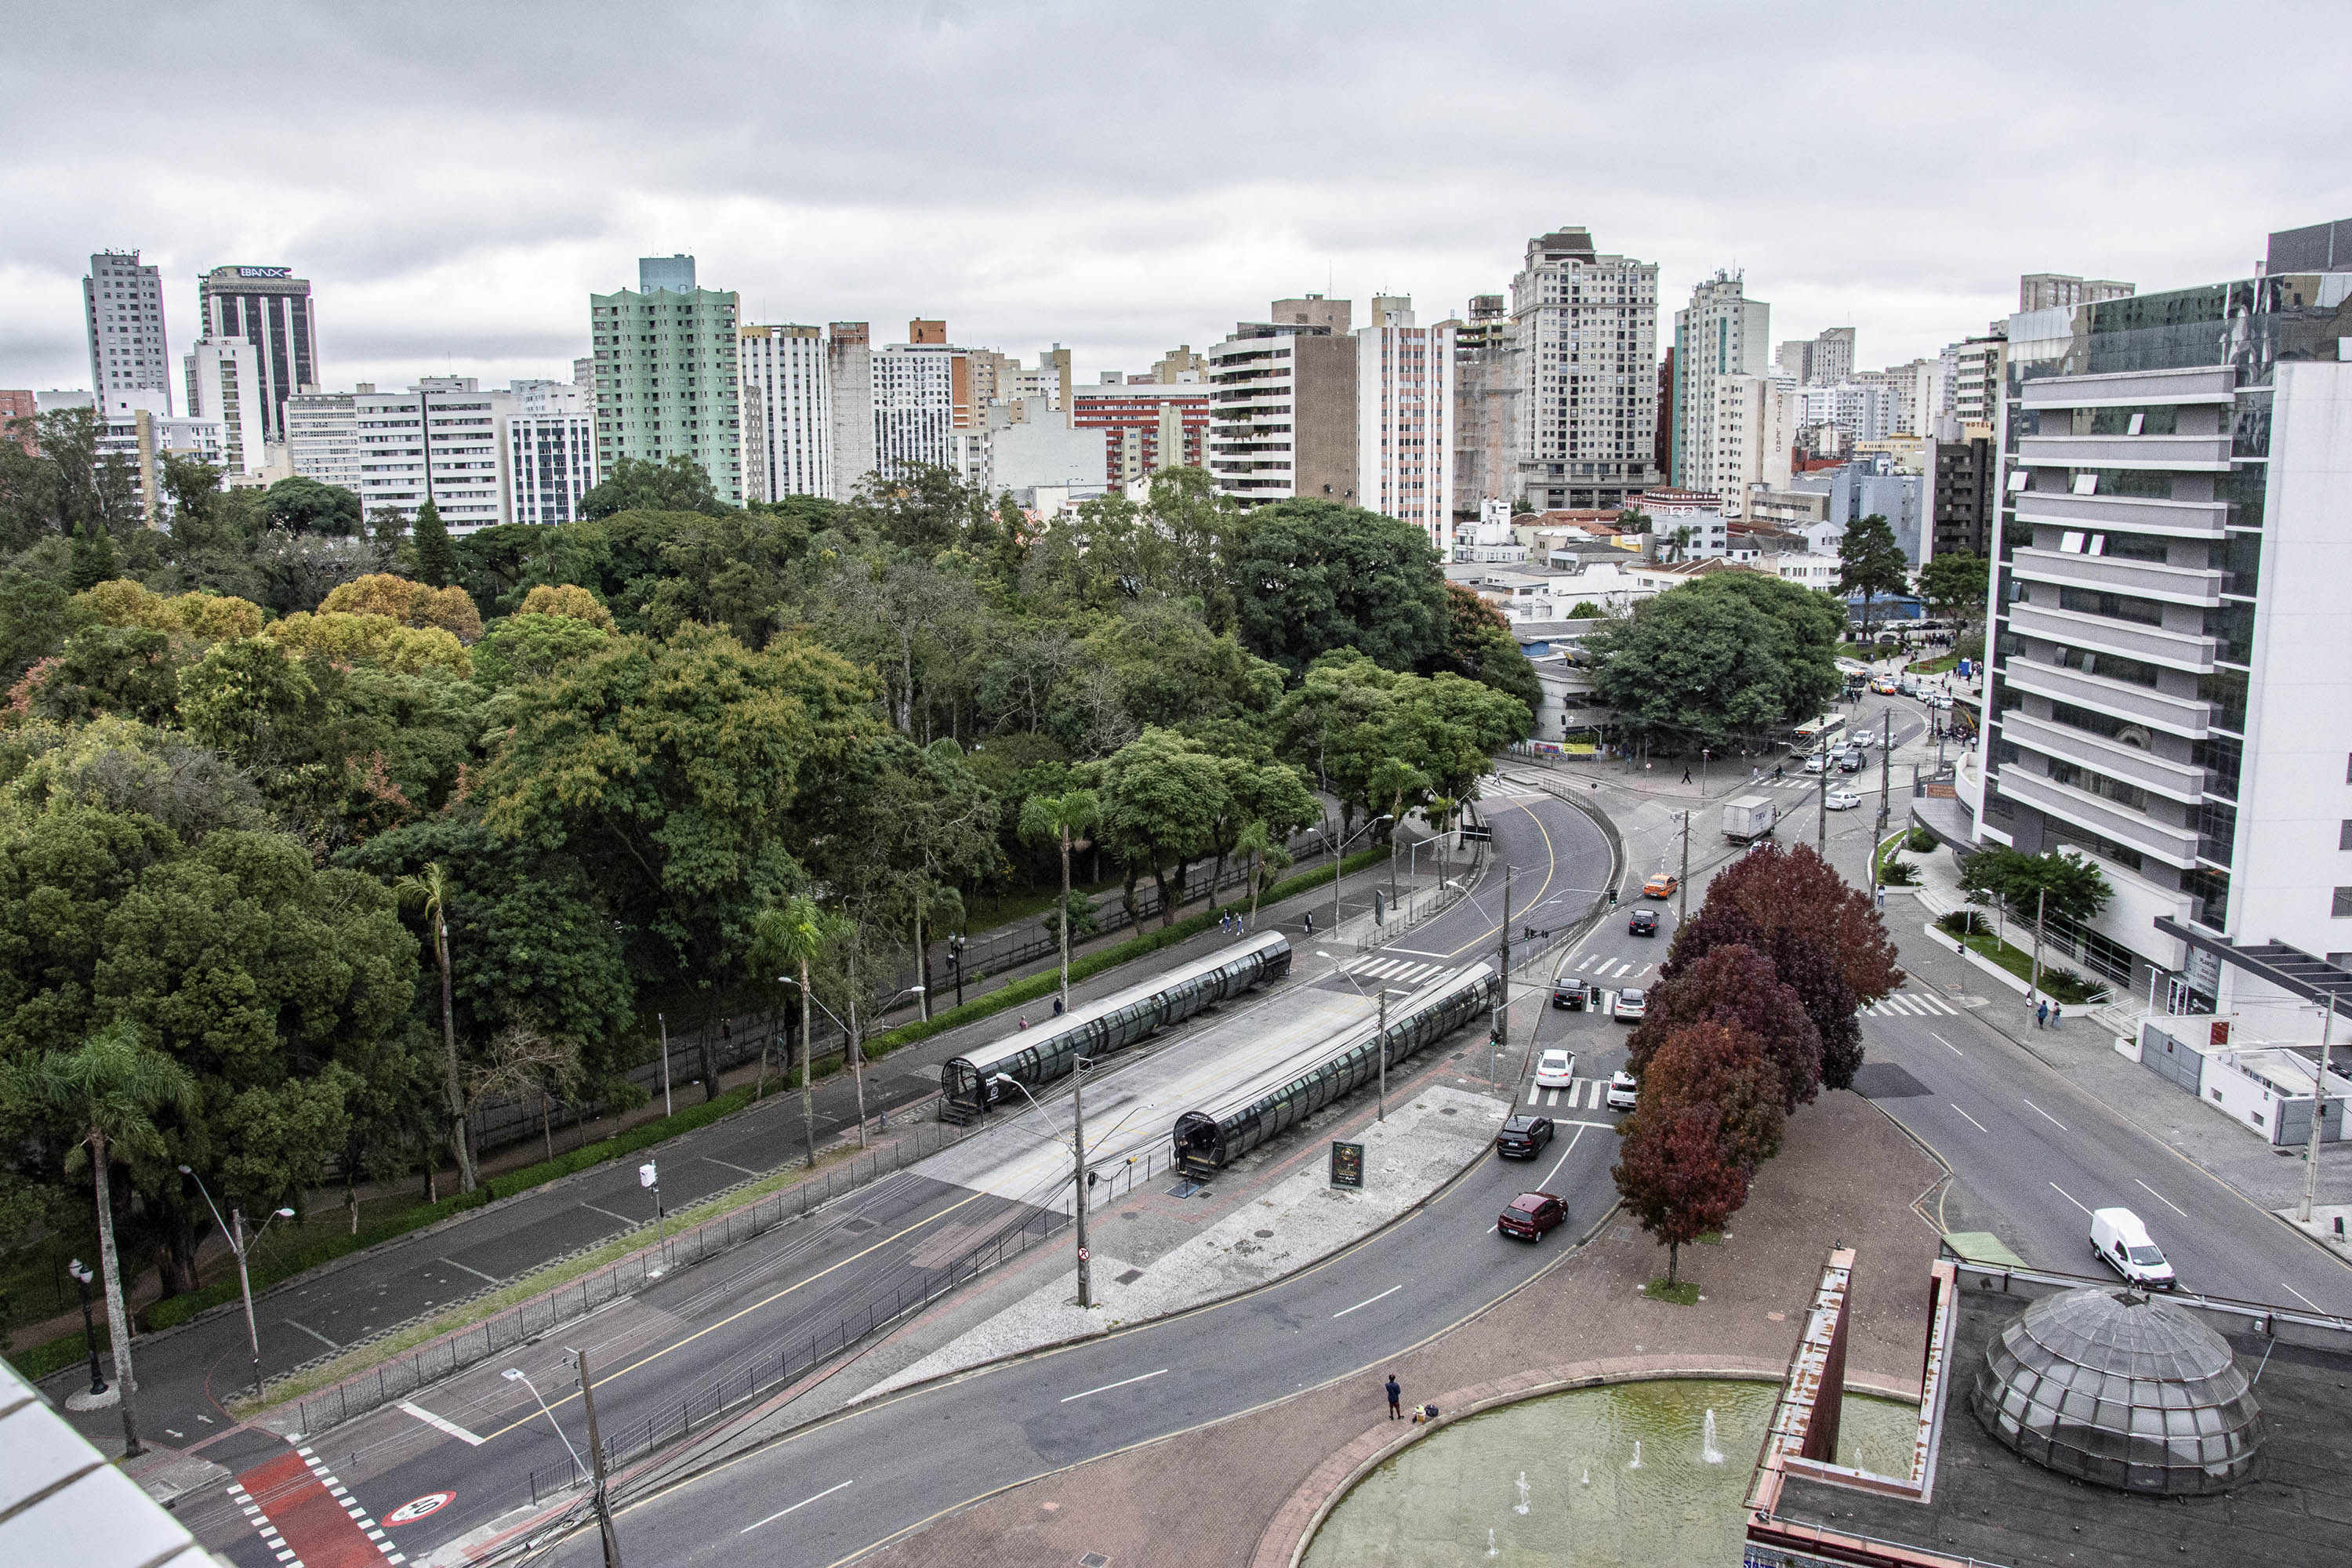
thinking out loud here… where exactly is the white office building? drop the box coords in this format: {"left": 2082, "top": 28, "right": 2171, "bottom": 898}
{"left": 355, "top": 378, "right": 514, "bottom": 530}
{"left": 181, "top": 338, "right": 266, "bottom": 477}
{"left": 870, "top": 341, "right": 960, "bottom": 480}
{"left": 507, "top": 379, "right": 597, "bottom": 527}
{"left": 739, "top": 324, "right": 833, "bottom": 502}
{"left": 1672, "top": 270, "right": 1770, "bottom": 490}
{"left": 1356, "top": 295, "right": 1457, "bottom": 554}
{"left": 84, "top": 250, "right": 172, "bottom": 412}
{"left": 1707, "top": 372, "right": 1796, "bottom": 517}
{"left": 1967, "top": 249, "right": 2352, "bottom": 1018}
{"left": 286, "top": 391, "right": 361, "bottom": 493}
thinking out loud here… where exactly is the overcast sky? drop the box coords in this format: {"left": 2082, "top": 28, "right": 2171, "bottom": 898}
{"left": 5, "top": 0, "right": 2345, "bottom": 397}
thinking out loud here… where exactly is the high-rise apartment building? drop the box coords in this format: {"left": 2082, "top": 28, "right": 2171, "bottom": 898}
{"left": 180, "top": 337, "right": 265, "bottom": 476}
{"left": 1671, "top": 270, "right": 1770, "bottom": 488}
{"left": 871, "top": 325, "right": 968, "bottom": 481}
{"left": 1205, "top": 295, "right": 1359, "bottom": 505}
{"left": 1509, "top": 226, "right": 1661, "bottom": 513}
{"left": 1925, "top": 419, "right": 1994, "bottom": 557}
{"left": 85, "top": 251, "right": 171, "bottom": 412}
{"left": 0, "top": 390, "right": 35, "bottom": 456}
{"left": 826, "top": 322, "right": 876, "bottom": 500}
{"left": 507, "top": 378, "right": 597, "bottom": 527}
{"left": 1947, "top": 327, "right": 2007, "bottom": 430}
{"left": 1856, "top": 358, "right": 1941, "bottom": 437}
{"left": 589, "top": 255, "right": 742, "bottom": 505}
{"left": 1707, "top": 372, "right": 1796, "bottom": 516}
{"left": 285, "top": 391, "right": 361, "bottom": 493}
{"left": 1069, "top": 381, "right": 1211, "bottom": 485}
{"left": 1450, "top": 294, "right": 1519, "bottom": 532}
{"left": 1810, "top": 327, "right": 1856, "bottom": 387}
{"left": 739, "top": 324, "right": 833, "bottom": 503}
{"left": 1970, "top": 247, "right": 2352, "bottom": 1012}
{"left": 355, "top": 378, "right": 514, "bottom": 529}
{"left": 196, "top": 265, "right": 318, "bottom": 442}
{"left": 2018, "top": 273, "right": 2135, "bottom": 312}
{"left": 1355, "top": 296, "right": 1457, "bottom": 554}
{"left": 1775, "top": 338, "right": 1815, "bottom": 386}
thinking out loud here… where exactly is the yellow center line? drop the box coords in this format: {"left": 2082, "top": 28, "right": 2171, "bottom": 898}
{"left": 479, "top": 1189, "right": 992, "bottom": 1443}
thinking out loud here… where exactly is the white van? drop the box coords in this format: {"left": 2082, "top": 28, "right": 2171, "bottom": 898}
{"left": 2089, "top": 1207, "right": 2176, "bottom": 1290}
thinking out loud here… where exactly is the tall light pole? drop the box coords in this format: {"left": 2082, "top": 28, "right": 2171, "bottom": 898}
{"left": 1677, "top": 810, "right": 1690, "bottom": 927}
{"left": 993, "top": 1066, "right": 1097, "bottom": 1307}
{"left": 1495, "top": 862, "right": 1514, "bottom": 1053}
{"left": 176, "top": 1165, "right": 293, "bottom": 1401}
{"left": 1318, "top": 952, "right": 1391, "bottom": 1120}
{"left": 67, "top": 1258, "right": 106, "bottom": 1399}
{"left": 1331, "top": 814, "right": 1392, "bottom": 935}
{"left": 2299, "top": 1000, "right": 2336, "bottom": 1225}
{"left": 503, "top": 1363, "right": 619, "bottom": 1566}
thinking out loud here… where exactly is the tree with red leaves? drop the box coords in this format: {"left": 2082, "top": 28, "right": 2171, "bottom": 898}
{"left": 1612, "top": 1022, "right": 1766, "bottom": 1287}
{"left": 1625, "top": 942, "right": 1823, "bottom": 1112}
{"left": 1660, "top": 843, "right": 1900, "bottom": 1091}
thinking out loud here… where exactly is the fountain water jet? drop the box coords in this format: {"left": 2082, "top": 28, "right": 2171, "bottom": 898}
{"left": 1514, "top": 1472, "right": 1530, "bottom": 1515}
{"left": 1703, "top": 1407, "right": 1724, "bottom": 1464}
{"left": 1627, "top": 1439, "right": 1643, "bottom": 1469}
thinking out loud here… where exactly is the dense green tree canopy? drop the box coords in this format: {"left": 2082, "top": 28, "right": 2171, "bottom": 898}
{"left": 1224, "top": 499, "right": 1450, "bottom": 676}
{"left": 1584, "top": 572, "right": 1844, "bottom": 750}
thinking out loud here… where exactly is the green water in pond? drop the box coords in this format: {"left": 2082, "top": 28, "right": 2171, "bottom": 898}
{"left": 1301, "top": 1379, "right": 1917, "bottom": 1566}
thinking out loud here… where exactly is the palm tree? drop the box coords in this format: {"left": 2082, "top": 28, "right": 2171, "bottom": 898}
{"left": 1233, "top": 817, "right": 1291, "bottom": 932}
{"left": 751, "top": 895, "right": 830, "bottom": 1169}
{"left": 396, "top": 863, "right": 476, "bottom": 1192}
{"left": 1020, "top": 789, "right": 1100, "bottom": 1014}
{"left": 27, "top": 1023, "right": 196, "bottom": 1457}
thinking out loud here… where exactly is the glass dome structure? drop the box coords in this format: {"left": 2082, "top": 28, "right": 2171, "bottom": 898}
{"left": 1970, "top": 1287, "right": 2263, "bottom": 1495}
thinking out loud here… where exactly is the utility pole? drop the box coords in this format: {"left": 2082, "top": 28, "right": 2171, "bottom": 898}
{"left": 575, "top": 1349, "right": 623, "bottom": 1568}
{"left": 2029, "top": 886, "right": 2048, "bottom": 1004}
{"left": 1494, "top": 862, "right": 1514, "bottom": 1051}
{"left": 2299, "top": 1001, "right": 2336, "bottom": 1224}
{"left": 1872, "top": 708, "right": 1892, "bottom": 898}
{"left": 1376, "top": 989, "right": 1390, "bottom": 1121}
{"left": 1677, "top": 810, "right": 1690, "bottom": 926}
{"left": 657, "top": 1012, "right": 671, "bottom": 1119}
{"left": 1816, "top": 757, "right": 1828, "bottom": 855}
{"left": 1073, "top": 1055, "right": 1094, "bottom": 1308}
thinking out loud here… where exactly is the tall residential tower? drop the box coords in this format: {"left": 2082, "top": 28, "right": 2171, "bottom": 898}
{"left": 1508, "top": 226, "right": 1661, "bottom": 513}
{"left": 84, "top": 251, "right": 172, "bottom": 412}
{"left": 589, "top": 255, "right": 742, "bottom": 505}
{"left": 195, "top": 265, "right": 318, "bottom": 441}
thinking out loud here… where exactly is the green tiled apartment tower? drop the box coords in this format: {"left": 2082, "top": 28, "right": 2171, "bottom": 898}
{"left": 590, "top": 254, "right": 742, "bottom": 504}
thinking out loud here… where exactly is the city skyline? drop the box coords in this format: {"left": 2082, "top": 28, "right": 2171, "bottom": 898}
{"left": 5, "top": 1, "right": 2344, "bottom": 397}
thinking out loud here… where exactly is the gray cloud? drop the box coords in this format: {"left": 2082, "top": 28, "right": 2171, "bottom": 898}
{"left": 5, "top": 0, "right": 2347, "bottom": 395}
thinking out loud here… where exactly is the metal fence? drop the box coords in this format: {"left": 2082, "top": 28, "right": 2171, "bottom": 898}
{"left": 524, "top": 1200, "right": 1078, "bottom": 1505}
{"left": 283, "top": 1115, "right": 974, "bottom": 1437}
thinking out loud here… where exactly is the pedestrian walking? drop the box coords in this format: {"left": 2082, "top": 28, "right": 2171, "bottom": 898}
{"left": 1304, "top": 910, "right": 1314, "bottom": 934}
{"left": 1386, "top": 1375, "right": 1403, "bottom": 1420}
{"left": 1680, "top": 765, "right": 1693, "bottom": 784}
{"left": 2051, "top": 1004, "right": 2063, "bottom": 1030}
{"left": 1052, "top": 996, "right": 1065, "bottom": 1017}
{"left": 2034, "top": 1000, "right": 2049, "bottom": 1030}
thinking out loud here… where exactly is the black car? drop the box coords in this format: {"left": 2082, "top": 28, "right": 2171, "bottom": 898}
{"left": 1552, "top": 984, "right": 1590, "bottom": 1011}
{"left": 1496, "top": 1114, "right": 1555, "bottom": 1159}
{"left": 1628, "top": 909, "right": 1659, "bottom": 937}
{"left": 1838, "top": 746, "right": 1866, "bottom": 772}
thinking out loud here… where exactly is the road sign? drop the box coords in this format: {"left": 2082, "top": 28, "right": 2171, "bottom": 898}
{"left": 1077, "top": 1247, "right": 1091, "bottom": 1262}
{"left": 1330, "top": 1141, "right": 1365, "bottom": 1189}
{"left": 639, "top": 1161, "right": 657, "bottom": 1188}
{"left": 385, "top": 1492, "right": 454, "bottom": 1526}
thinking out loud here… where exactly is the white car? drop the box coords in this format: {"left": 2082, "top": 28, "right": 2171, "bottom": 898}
{"left": 1802, "top": 751, "right": 1831, "bottom": 775}
{"left": 1613, "top": 988, "right": 1647, "bottom": 1022}
{"left": 1824, "top": 788, "right": 1862, "bottom": 811}
{"left": 1605, "top": 1069, "right": 1639, "bottom": 1112}
{"left": 1533, "top": 1047, "right": 1577, "bottom": 1089}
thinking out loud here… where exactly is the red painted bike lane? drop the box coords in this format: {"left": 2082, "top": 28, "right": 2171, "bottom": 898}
{"left": 228, "top": 1446, "right": 405, "bottom": 1567}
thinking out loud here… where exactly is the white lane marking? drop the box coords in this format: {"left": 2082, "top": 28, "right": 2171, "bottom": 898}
{"left": 1929, "top": 1033, "right": 1962, "bottom": 1056}
{"left": 285, "top": 1319, "right": 340, "bottom": 1349}
{"left": 1554, "top": 1118, "right": 1619, "bottom": 1130}
{"left": 1526, "top": 1088, "right": 1544, "bottom": 1108}
{"left": 1611, "top": 960, "right": 1634, "bottom": 978}
{"left": 2133, "top": 1178, "right": 2188, "bottom": 1218}
{"left": 1380, "top": 947, "right": 1450, "bottom": 959}
{"left": 2281, "top": 1283, "right": 2323, "bottom": 1312}
{"left": 1535, "top": 1123, "right": 1588, "bottom": 1190}
{"left": 1060, "top": 1368, "right": 1170, "bottom": 1404}
{"left": 703, "top": 1155, "right": 760, "bottom": 1176}
{"left": 2049, "top": 1181, "right": 2092, "bottom": 1215}
{"left": 1544, "top": 1087, "right": 1559, "bottom": 1106}
{"left": 1631, "top": 964, "right": 1653, "bottom": 977}
{"left": 397, "top": 1399, "right": 486, "bottom": 1446}
{"left": 1332, "top": 1285, "right": 1403, "bottom": 1319}
{"left": 437, "top": 1255, "right": 499, "bottom": 1284}
{"left": 579, "top": 1202, "right": 637, "bottom": 1225}
{"left": 1921, "top": 996, "right": 1958, "bottom": 1015}
{"left": 741, "top": 1479, "right": 854, "bottom": 1534}
{"left": 2020, "top": 1097, "right": 2067, "bottom": 1131}
{"left": 1949, "top": 1103, "right": 1990, "bottom": 1134}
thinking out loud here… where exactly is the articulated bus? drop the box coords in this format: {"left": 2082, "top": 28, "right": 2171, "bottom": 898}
{"left": 938, "top": 931, "right": 1291, "bottom": 1123}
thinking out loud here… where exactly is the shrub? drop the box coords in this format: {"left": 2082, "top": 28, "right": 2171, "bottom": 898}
{"left": 1907, "top": 826, "right": 1937, "bottom": 853}
{"left": 1879, "top": 858, "right": 1919, "bottom": 887}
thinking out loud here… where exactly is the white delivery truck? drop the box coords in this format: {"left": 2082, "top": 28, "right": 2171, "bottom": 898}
{"left": 2089, "top": 1207, "right": 2177, "bottom": 1290}
{"left": 1722, "top": 795, "right": 1777, "bottom": 843}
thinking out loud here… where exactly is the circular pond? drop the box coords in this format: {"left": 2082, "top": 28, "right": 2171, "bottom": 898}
{"left": 1302, "top": 1378, "right": 1917, "bottom": 1566}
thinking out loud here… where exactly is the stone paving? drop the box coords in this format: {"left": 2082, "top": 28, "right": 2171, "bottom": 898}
{"left": 849, "top": 1088, "right": 1944, "bottom": 1568}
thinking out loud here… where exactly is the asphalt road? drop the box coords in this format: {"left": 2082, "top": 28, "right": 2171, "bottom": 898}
{"left": 186, "top": 784, "right": 1615, "bottom": 1566}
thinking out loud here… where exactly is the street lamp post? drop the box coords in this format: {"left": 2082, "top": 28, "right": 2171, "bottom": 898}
{"left": 503, "top": 1364, "right": 619, "bottom": 1566}
{"left": 782, "top": 976, "right": 921, "bottom": 1138}
{"left": 1331, "top": 814, "right": 1393, "bottom": 935}
{"left": 993, "top": 1066, "right": 1097, "bottom": 1308}
{"left": 176, "top": 1165, "right": 294, "bottom": 1400}
{"left": 639, "top": 1161, "right": 664, "bottom": 1261}
{"left": 1318, "top": 952, "right": 1391, "bottom": 1120}
{"left": 68, "top": 1258, "right": 105, "bottom": 1396}
{"left": 2299, "top": 1001, "right": 2337, "bottom": 1225}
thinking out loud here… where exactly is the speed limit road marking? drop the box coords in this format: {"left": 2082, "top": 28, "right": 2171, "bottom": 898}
{"left": 386, "top": 1491, "right": 455, "bottom": 1526}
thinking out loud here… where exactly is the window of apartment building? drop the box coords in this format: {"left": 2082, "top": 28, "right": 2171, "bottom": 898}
{"left": 2057, "top": 586, "right": 2166, "bottom": 626}
{"left": 2216, "top": 531, "right": 2262, "bottom": 598}
{"left": 2194, "top": 733, "right": 2243, "bottom": 799}
{"left": 2049, "top": 645, "right": 2163, "bottom": 688}
{"left": 2199, "top": 668, "right": 2248, "bottom": 731}
{"left": 2185, "top": 866, "right": 2230, "bottom": 929}
{"left": 2081, "top": 405, "right": 2180, "bottom": 437}
{"left": 2335, "top": 887, "right": 2352, "bottom": 919}
{"left": 2068, "top": 468, "right": 2174, "bottom": 499}
{"left": 2049, "top": 701, "right": 2155, "bottom": 750}
{"left": 2054, "top": 530, "right": 2171, "bottom": 563}
{"left": 2049, "top": 759, "right": 2149, "bottom": 811}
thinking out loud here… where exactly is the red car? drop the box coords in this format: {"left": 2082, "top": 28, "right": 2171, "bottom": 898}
{"left": 1498, "top": 1191, "right": 1567, "bottom": 1241}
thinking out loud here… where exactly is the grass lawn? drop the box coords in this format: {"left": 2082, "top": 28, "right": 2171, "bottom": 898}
{"left": 1642, "top": 1277, "right": 1701, "bottom": 1305}
{"left": 1907, "top": 652, "right": 1960, "bottom": 675}
{"left": 1936, "top": 916, "right": 2107, "bottom": 1006}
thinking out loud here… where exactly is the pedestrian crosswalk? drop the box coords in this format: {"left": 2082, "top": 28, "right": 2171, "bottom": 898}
{"left": 1555, "top": 953, "right": 1653, "bottom": 982}
{"left": 1527, "top": 1076, "right": 1613, "bottom": 1111}
{"left": 1350, "top": 956, "right": 1447, "bottom": 986}
{"left": 1863, "top": 993, "right": 1961, "bottom": 1017}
